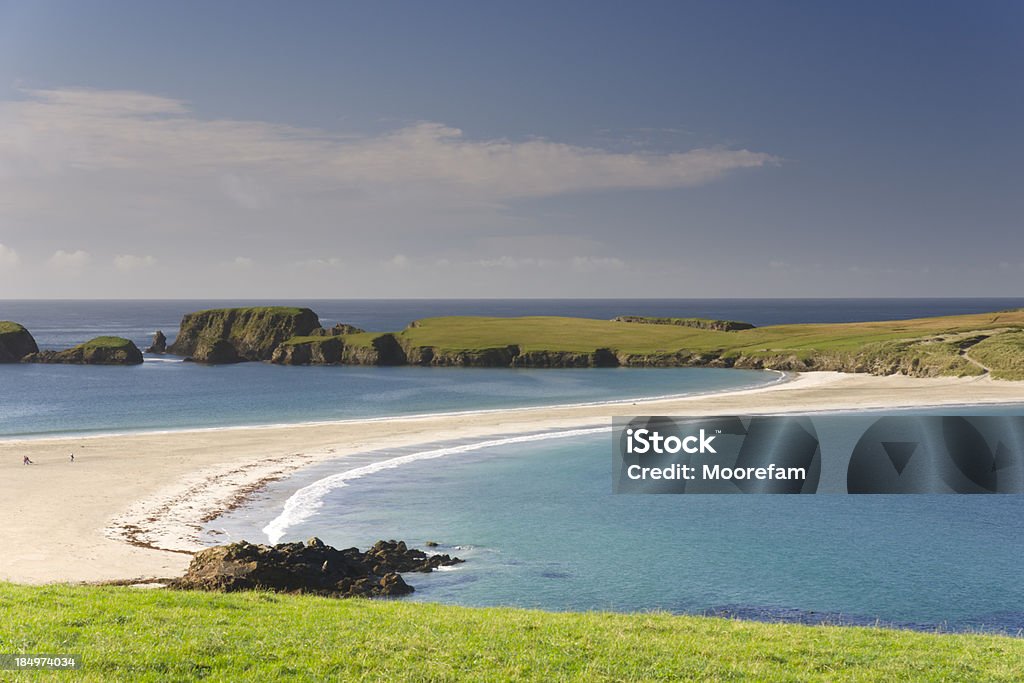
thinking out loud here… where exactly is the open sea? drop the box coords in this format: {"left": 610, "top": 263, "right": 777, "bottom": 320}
{"left": 4, "top": 298, "right": 1024, "bottom": 633}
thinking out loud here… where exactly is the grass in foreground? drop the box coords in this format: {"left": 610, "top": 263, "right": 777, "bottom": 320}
{"left": 1, "top": 584, "right": 1023, "bottom": 682}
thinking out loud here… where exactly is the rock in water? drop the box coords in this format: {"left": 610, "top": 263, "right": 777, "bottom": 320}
{"left": 169, "top": 538, "right": 464, "bottom": 598}
{"left": 22, "top": 336, "right": 144, "bottom": 365}
{"left": 167, "top": 306, "right": 321, "bottom": 364}
{"left": 0, "top": 322, "right": 39, "bottom": 362}
{"left": 146, "top": 330, "right": 167, "bottom": 354}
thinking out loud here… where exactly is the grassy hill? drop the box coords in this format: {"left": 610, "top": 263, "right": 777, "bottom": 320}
{"left": 375, "top": 309, "right": 1024, "bottom": 376}
{"left": 2, "top": 583, "right": 1023, "bottom": 681}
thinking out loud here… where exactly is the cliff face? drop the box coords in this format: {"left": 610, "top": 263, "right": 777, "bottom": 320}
{"left": 168, "top": 307, "right": 321, "bottom": 363}
{"left": 401, "top": 344, "right": 619, "bottom": 368}
{"left": 0, "top": 322, "right": 39, "bottom": 362}
{"left": 23, "top": 337, "right": 144, "bottom": 365}
{"left": 271, "top": 334, "right": 405, "bottom": 366}
{"left": 271, "top": 337, "right": 344, "bottom": 365}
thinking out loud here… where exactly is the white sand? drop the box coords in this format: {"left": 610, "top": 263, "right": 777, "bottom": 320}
{"left": 2, "top": 371, "right": 1022, "bottom": 584}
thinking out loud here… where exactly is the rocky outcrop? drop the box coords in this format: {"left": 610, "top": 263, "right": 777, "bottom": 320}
{"left": 401, "top": 344, "right": 621, "bottom": 368}
{"left": 271, "top": 337, "right": 344, "bottom": 365}
{"left": 514, "top": 348, "right": 620, "bottom": 367}
{"left": 146, "top": 330, "right": 167, "bottom": 354}
{"left": 403, "top": 344, "right": 518, "bottom": 367}
{"left": 168, "top": 307, "right": 321, "bottom": 364}
{"left": 169, "top": 538, "right": 463, "bottom": 598}
{"left": 348, "top": 334, "right": 406, "bottom": 365}
{"left": 23, "top": 337, "right": 144, "bottom": 365}
{"left": 612, "top": 316, "right": 755, "bottom": 331}
{"left": 271, "top": 333, "right": 406, "bottom": 366}
{"left": 311, "top": 323, "right": 366, "bottom": 336}
{"left": 0, "top": 322, "right": 39, "bottom": 362}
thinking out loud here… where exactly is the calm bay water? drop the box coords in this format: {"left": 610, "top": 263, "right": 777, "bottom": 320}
{"left": 216, "top": 419, "right": 1024, "bottom": 634}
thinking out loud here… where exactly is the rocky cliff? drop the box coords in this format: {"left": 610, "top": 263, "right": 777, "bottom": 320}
{"left": 146, "top": 330, "right": 167, "bottom": 353}
{"left": 23, "top": 336, "right": 144, "bottom": 365}
{"left": 271, "top": 333, "right": 406, "bottom": 366}
{"left": 168, "top": 307, "right": 321, "bottom": 363}
{"left": 0, "top": 321, "right": 39, "bottom": 362}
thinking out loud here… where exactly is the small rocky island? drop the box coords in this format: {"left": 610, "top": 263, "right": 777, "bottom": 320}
{"left": 0, "top": 322, "right": 142, "bottom": 365}
{"left": 0, "top": 321, "right": 39, "bottom": 362}
{"left": 170, "top": 538, "right": 463, "bottom": 598}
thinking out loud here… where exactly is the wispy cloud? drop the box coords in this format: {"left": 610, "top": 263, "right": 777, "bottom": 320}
{"left": 48, "top": 249, "right": 91, "bottom": 269}
{"left": 113, "top": 254, "right": 157, "bottom": 270}
{"left": 0, "top": 243, "right": 19, "bottom": 268}
{"left": 0, "top": 87, "right": 777, "bottom": 201}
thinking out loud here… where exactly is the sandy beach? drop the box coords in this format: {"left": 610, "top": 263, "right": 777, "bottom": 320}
{"left": 2, "top": 371, "right": 1023, "bottom": 585}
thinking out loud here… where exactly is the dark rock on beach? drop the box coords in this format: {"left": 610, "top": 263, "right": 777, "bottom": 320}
{"left": 146, "top": 330, "right": 167, "bottom": 354}
{"left": 169, "top": 538, "right": 463, "bottom": 598}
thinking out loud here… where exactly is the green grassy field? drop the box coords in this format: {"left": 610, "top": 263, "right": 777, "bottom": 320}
{"left": 969, "top": 331, "right": 1024, "bottom": 380}
{"left": 1, "top": 583, "right": 1022, "bottom": 682}
{"left": 354, "top": 309, "right": 1024, "bottom": 375}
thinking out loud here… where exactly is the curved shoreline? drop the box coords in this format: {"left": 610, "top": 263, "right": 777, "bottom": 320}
{"left": 2, "top": 370, "right": 1024, "bottom": 584}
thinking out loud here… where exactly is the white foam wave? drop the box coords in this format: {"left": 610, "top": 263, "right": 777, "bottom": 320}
{"left": 262, "top": 426, "right": 609, "bottom": 543}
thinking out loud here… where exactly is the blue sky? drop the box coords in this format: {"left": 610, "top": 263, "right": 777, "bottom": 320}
{"left": 0, "top": 1, "right": 1021, "bottom": 297}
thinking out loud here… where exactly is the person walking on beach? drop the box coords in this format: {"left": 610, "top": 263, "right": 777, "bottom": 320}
{"left": 23, "top": 456, "right": 33, "bottom": 465}
{"left": 69, "top": 453, "right": 74, "bottom": 462}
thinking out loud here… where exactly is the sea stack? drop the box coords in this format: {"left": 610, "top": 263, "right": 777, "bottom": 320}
{"left": 146, "top": 330, "right": 167, "bottom": 354}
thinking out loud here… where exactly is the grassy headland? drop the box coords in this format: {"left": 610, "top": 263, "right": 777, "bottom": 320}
{"left": 372, "top": 308, "right": 1024, "bottom": 375}
{"left": 2, "top": 583, "right": 1023, "bottom": 681}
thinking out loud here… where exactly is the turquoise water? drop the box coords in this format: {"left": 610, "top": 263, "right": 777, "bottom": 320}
{"left": 213, "top": 415, "right": 1024, "bottom": 634}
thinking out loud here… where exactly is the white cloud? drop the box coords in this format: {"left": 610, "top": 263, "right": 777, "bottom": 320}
{"left": 477, "top": 255, "right": 624, "bottom": 272}
{"left": 389, "top": 254, "right": 410, "bottom": 268}
{"left": 231, "top": 256, "right": 254, "bottom": 268}
{"left": 113, "top": 254, "right": 157, "bottom": 270}
{"left": 0, "top": 243, "right": 20, "bottom": 268}
{"left": 295, "top": 257, "right": 343, "bottom": 268}
{"left": 48, "top": 249, "right": 91, "bottom": 269}
{"left": 571, "top": 256, "right": 625, "bottom": 272}
{"left": 477, "top": 255, "right": 555, "bottom": 269}
{"left": 0, "top": 87, "right": 777, "bottom": 200}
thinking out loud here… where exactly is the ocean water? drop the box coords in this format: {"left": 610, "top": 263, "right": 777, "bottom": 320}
{"left": 215, "top": 416, "right": 1024, "bottom": 634}
{"left": 0, "top": 363, "right": 776, "bottom": 439}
